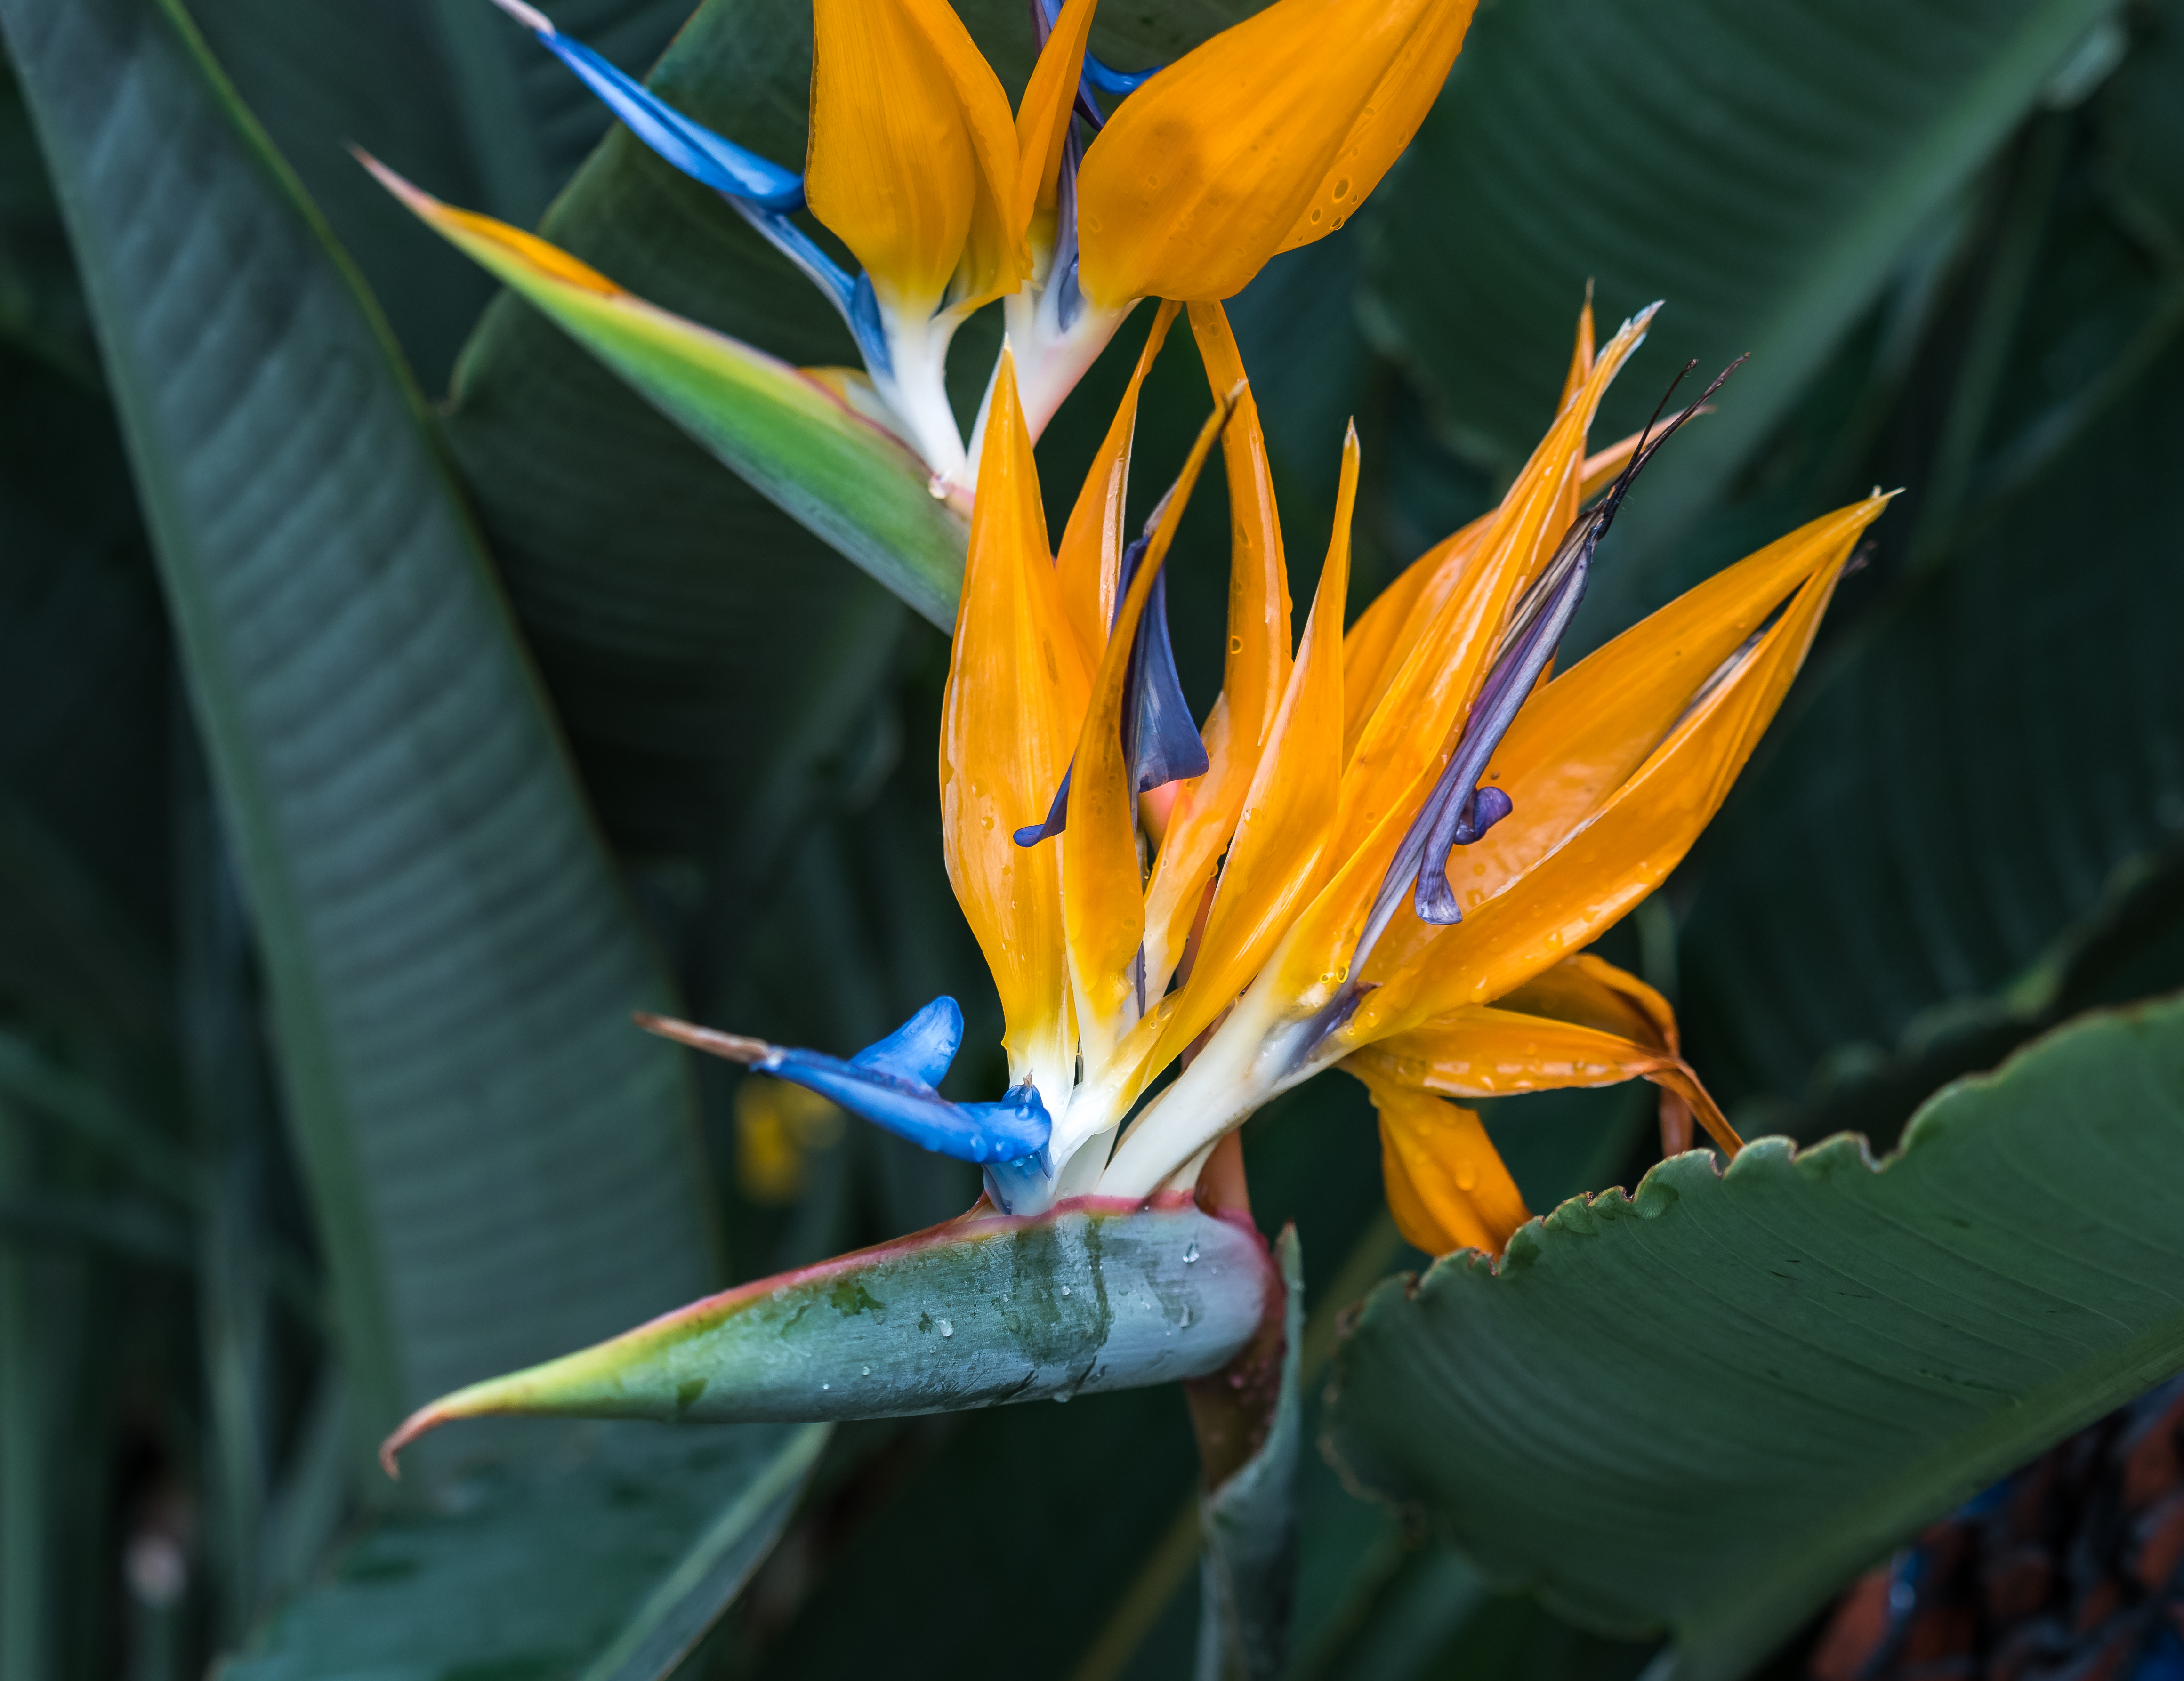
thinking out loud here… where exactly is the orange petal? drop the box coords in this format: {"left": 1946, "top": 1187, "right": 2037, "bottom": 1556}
{"left": 1055, "top": 301, "right": 1180, "bottom": 666}
{"left": 1353, "top": 987, "right": 1738, "bottom": 1156}
{"left": 940, "top": 347, "right": 1085, "bottom": 1093}
{"left": 807, "top": 0, "right": 1023, "bottom": 310}
{"left": 1077, "top": 0, "right": 1475, "bottom": 304}
{"left": 1331, "top": 310, "right": 1654, "bottom": 875}
{"left": 1350, "top": 1064, "right": 1528, "bottom": 1255}
{"left": 1015, "top": 0, "right": 1099, "bottom": 240}
{"left": 1352, "top": 526, "right": 1860, "bottom": 1044}
{"left": 1341, "top": 514, "right": 1488, "bottom": 755}
{"left": 1430, "top": 493, "right": 1894, "bottom": 921}
{"left": 1152, "top": 426, "right": 1357, "bottom": 1066}
{"left": 1140, "top": 303, "right": 1295, "bottom": 998}
{"left": 1061, "top": 398, "right": 1232, "bottom": 1070}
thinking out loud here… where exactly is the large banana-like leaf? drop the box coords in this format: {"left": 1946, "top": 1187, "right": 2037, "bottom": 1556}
{"left": 1324, "top": 993, "right": 2184, "bottom": 1681}
{"left": 0, "top": 0, "right": 814, "bottom": 1666}
{"left": 1369, "top": 0, "right": 2115, "bottom": 637}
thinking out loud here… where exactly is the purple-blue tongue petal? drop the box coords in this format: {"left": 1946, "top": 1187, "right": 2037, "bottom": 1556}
{"left": 1014, "top": 528, "right": 1209, "bottom": 849}
{"left": 1123, "top": 561, "right": 1209, "bottom": 792}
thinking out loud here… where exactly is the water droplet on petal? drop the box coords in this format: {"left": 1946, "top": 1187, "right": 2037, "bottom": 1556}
{"left": 1183, "top": 1242, "right": 1200, "bottom": 1264}
{"left": 1060, "top": 1284, "right": 1071, "bottom": 1296}
{"left": 861, "top": 1365, "right": 871, "bottom": 1377}
{"left": 821, "top": 1383, "right": 830, "bottom": 1391}
{"left": 938, "top": 1319, "right": 954, "bottom": 1339}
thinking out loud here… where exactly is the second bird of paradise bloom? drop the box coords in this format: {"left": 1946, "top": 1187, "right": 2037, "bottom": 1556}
{"left": 641, "top": 295, "right": 1895, "bottom": 1258}
{"left": 458, "top": 0, "right": 1475, "bottom": 497}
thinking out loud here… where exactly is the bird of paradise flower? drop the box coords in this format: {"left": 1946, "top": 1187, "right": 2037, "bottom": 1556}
{"left": 373, "top": 0, "right": 1891, "bottom": 1462}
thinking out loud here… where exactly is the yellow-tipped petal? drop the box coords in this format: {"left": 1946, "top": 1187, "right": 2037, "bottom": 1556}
{"left": 1433, "top": 494, "right": 1893, "bottom": 919}
{"left": 1140, "top": 303, "right": 1294, "bottom": 997}
{"left": 1062, "top": 398, "right": 1233, "bottom": 1070}
{"left": 1152, "top": 427, "right": 1357, "bottom": 1065}
{"left": 941, "top": 348, "right": 1087, "bottom": 1090}
{"left": 1351, "top": 1066, "right": 1527, "bottom": 1255}
{"left": 808, "top": 0, "right": 1023, "bottom": 310}
{"left": 1077, "top": 0, "right": 1475, "bottom": 304}
{"left": 1055, "top": 301, "right": 1180, "bottom": 664}
{"left": 1015, "top": 0, "right": 1100, "bottom": 240}
{"left": 1351, "top": 527, "right": 1858, "bottom": 1044}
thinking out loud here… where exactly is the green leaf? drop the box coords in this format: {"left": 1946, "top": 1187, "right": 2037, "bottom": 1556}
{"left": 1323, "top": 993, "right": 2184, "bottom": 1681}
{"left": 1369, "top": 0, "right": 2116, "bottom": 637}
{"left": 0, "top": 0, "right": 720, "bottom": 1427}
{"left": 386, "top": 1198, "right": 1280, "bottom": 1451}
{"left": 224, "top": 1420, "right": 829, "bottom": 1681}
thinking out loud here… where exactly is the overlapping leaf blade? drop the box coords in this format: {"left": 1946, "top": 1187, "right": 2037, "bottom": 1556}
{"left": 0, "top": 0, "right": 814, "bottom": 1668}
{"left": 1325, "top": 995, "right": 2184, "bottom": 1681}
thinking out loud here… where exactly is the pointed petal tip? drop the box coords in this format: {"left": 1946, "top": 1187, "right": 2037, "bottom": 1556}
{"left": 485, "top": 0, "right": 556, "bottom": 33}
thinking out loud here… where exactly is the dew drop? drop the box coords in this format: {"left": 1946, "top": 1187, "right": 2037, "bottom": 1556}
{"left": 821, "top": 1383, "right": 830, "bottom": 1391}
{"left": 1308, "top": 207, "right": 1323, "bottom": 224}
{"left": 1228, "top": 635, "right": 1242, "bottom": 653}
{"left": 861, "top": 1365, "right": 871, "bottom": 1376}
{"left": 1060, "top": 1284, "right": 1071, "bottom": 1296}
{"left": 938, "top": 1318, "right": 954, "bottom": 1339}
{"left": 1333, "top": 176, "right": 1352, "bottom": 200}
{"left": 1183, "top": 1241, "right": 1200, "bottom": 1264}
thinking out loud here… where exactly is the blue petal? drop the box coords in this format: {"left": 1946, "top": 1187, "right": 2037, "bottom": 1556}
{"left": 850, "top": 996, "right": 963, "bottom": 1089}
{"left": 520, "top": 24, "right": 804, "bottom": 209}
{"left": 761, "top": 1047, "right": 1049, "bottom": 1165}
{"left": 983, "top": 1145, "right": 1056, "bottom": 1216}
{"left": 1013, "top": 524, "right": 1207, "bottom": 850}
{"left": 1407, "top": 535, "right": 1591, "bottom": 924}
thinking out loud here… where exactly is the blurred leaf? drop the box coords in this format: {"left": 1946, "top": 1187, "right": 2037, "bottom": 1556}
{"left": 225, "top": 1420, "right": 829, "bottom": 1681}
{"left": 1679, "top": 327, "right": 2184, "bottom": 1128}
{"left": 1369, "top": 0, "right": 2116, "bottom": 640}
{"left": 0, "top": 0, "right": 722, "bottom": 1427}
{"left": 0, "top": 339, "right": 172, "bottom": 1041}
{"left": 185, "top": 0, "right": 693, "bottom": 386}
{"left": 1324, "top": 993, "right": 2184, "bottom": 1681}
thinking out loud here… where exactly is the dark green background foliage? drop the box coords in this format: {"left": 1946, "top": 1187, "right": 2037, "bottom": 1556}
{"left": 0, "top": 0, "right": 2178, "bottom": 1676}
